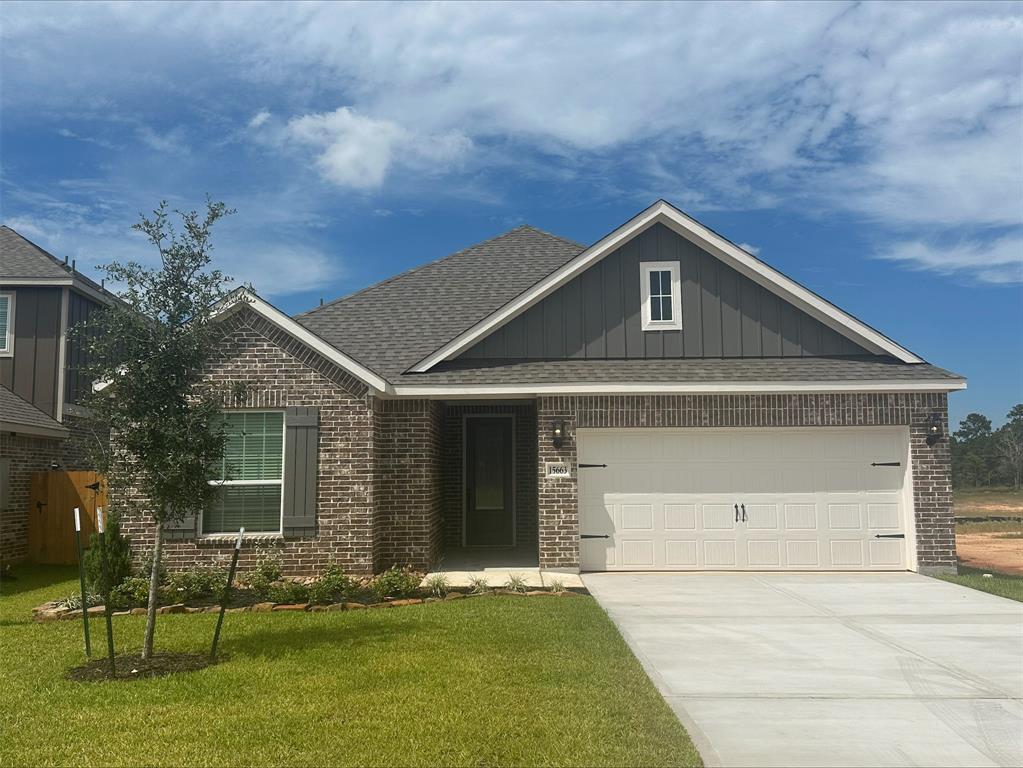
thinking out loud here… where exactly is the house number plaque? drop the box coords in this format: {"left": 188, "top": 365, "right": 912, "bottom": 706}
{"left": 545, "top": 462, "right": 571, "bottom": 479}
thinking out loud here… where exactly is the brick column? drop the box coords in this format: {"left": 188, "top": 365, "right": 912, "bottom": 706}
{"left": 537, "top": 396, "right": 580, "bottom": 571}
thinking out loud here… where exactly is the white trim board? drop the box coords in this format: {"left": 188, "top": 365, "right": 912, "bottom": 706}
{"left": 0, "top": 421, "right": 69, "bottom": 439}
{"left": 411, "top": 200, "right": 924, "bottom": 372}
{"left": 390, "top": 379, "right": 966, "bottom": 398}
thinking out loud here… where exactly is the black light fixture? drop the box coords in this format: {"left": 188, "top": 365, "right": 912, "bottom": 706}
{"left": 551, "top": 420, "right": 566, "bottom": 449}
{"left": 925, "top": 413, "right": 943, "bottom": 446}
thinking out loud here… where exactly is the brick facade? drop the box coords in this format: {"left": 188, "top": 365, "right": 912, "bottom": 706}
{"left": 0, "top": 416, "right": 99, "bottom": 563}
{"left": 537, "top": 393, "right": 955, "bottom": 573}
{"left": 441, "top": 402, "right": 538, "bottom": 550}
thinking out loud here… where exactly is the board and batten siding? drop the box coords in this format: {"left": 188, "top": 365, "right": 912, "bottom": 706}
{"left": 64, "top": 290, "right": 105, "bottom": 406}
{"left": 459, "top": 223, "right": 868, "bottom": 361}
{"left": 0, "top": 286, "right": 62, "bottom": 417}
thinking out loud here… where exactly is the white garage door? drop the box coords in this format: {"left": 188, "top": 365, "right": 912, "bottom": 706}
{"left": 577, "top": 427, "right": 913, "bottom": 571}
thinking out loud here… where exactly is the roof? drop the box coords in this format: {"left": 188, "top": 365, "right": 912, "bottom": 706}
{"left": 0, "top": 385, "right": 68, "bottom": 438}
{"left": 395, "top": 356, "right": 963, "bottom": 387}
{"left": 0, "top": 225, "right": 115, "bottom": 303}
{"left": 296, "top": 225, "right": 584, "bottom": 380}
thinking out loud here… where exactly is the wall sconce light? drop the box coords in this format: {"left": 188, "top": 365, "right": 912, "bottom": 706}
{"left": 925, "top": 413, "right": 943, "bottom": 446}
{"left": 552, "top": 420, "right": 566, "bottom": 449}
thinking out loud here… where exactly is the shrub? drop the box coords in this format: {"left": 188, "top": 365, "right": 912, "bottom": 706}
{"left": 547, "top": 578, "right": 565, "bottom": 594}
{"left": 245, "top": 548, "right": 283, "bottom": 597}
{"left": 109, "top": 576, "right": 152, "bottom": 608}
{"left": 504, "top": 574, "right": 529, "bottom": 593}
{"left": 308, "top": 564, "right": 354, "bottom": 604}
{"left": 267, "top": 580, "right": 309, "bottom": 604}
{"left": 57, "top": 592, "right": 103, "bottom": 611}
{"left": 468, "top": 575, "right": 490, "bottom": 595}
{"left": 372, "top": 565, "right": 421, "bottom": 600}
{"left": 423, "top": 574, "right": 449, "bottom": 598}
{"left": 164, "top": 568, "right": 226, "bottom": 602}
{"left": 84, "top": 511, "right": 132, "bottom": 595}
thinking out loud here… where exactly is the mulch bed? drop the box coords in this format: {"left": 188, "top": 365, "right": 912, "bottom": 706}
{"left": 67, "top": 652, "right": 213, "bottom": 682}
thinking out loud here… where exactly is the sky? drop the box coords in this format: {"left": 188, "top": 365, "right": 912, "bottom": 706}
{"left": 1, "top": 1, "right": 1021, "bottom": 427}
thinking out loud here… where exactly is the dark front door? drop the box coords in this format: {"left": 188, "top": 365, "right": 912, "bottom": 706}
{"left": 465, "top": 416, "right": 514, "bottom": 546}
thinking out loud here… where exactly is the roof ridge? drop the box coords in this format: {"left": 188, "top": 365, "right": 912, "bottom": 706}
{"left": 295, "top": 224, "right": 582, "bottom": 319}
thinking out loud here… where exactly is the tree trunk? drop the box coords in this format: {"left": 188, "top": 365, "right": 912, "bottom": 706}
{"left": 142, "top": 524, "right": 163, "bottom": 659}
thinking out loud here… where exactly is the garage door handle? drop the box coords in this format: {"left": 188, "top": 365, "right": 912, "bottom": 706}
{"left": 734, "top": 504, "right": 739, "bottom": 522}
{"left": 741, "top": 503, "right": 747, "bottom": 522}
{"left": 874, "top": 534, "right": 905, "bottom": 539}
{"left": 580, "top": 534, "right": 610, "bottom": 539}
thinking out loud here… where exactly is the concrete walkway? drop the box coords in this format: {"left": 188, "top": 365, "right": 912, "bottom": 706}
{"left": 422, "top": 547, "right": 584, "bottom": 589}
{"left": 584, "top": 572, "right": 1023, "bottom": 768}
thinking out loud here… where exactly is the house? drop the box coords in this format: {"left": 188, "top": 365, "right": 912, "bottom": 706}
{"left": 0, "top": 226, "right": 113, "bottom": 562}
{"left": 118, "top": 201, "right": 965, "bottom": 576}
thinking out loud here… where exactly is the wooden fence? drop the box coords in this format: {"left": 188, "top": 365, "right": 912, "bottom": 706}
{"left": 28, "top": 471, "right": 107, "bottom": 564}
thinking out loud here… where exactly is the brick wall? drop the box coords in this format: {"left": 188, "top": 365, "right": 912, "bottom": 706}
{"left": 441, "top": 402, "right": 538, "bottom": 550}
{"left": 537, "top": 393, "right": 955, "bottom": 573}
{"left": 373, "top": 398, "right": 444, "bottom": 571}
{"left": 116, "top": 309, "right": 379, "bottom": 576}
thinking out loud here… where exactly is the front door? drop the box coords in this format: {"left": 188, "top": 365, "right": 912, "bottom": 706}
{"left": 465, "top": 416, "right": 514, "bottom": 546}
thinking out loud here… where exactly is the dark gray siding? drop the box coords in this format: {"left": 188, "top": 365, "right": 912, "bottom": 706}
{"left": 0, "top": 286, "right": 62, "bottom": 417}
{"left": 65, "top": 289, "right": 104, "bottom": 406}
{"left": 459, "top": 223, "right": 868, "bottom": 360}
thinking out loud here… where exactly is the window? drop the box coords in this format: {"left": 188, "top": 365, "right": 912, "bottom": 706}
{"left": 204, "top": 411, "right": 284, "bottom": 535}
{"left": 0, "top": 292, "right": 13, "bottom": 356}
{"left": 640, "top": 262, "right": 682, "bottom": 331}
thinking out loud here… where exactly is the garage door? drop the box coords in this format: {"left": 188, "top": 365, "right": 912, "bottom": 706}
{"left": 577, "top": 428, "right": 912, "bottom": 571}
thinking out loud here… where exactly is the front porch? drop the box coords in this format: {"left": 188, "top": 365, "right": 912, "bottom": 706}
{"left": 424, "top": 544, "right": 585, "bottom": 589}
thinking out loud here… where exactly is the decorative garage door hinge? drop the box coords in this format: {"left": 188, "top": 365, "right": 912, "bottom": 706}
{"left": 874, "top": 534, "right": 906, "bottom": 539}
{"left": 580, "top": 534, "right": 610, "bottom": 539}
{"left": 870, "top": 461, "right": 901, "bottom": 467}
{"left": 578, "top": 463, "right": 608, "bottom": 468}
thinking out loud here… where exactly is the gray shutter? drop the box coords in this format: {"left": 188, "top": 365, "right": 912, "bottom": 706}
{"left": 164, "top": 506, "right": 196, "bottom": 540}
{"left": 283, "top": 406, "right": 318, "bottom": 537}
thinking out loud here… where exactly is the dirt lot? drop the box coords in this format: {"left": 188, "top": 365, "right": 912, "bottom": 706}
{"left": 953, "top": 487, "right": 1022, "bottom": 575}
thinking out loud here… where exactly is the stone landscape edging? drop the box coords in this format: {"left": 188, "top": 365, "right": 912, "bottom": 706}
{"left": 32, "top": 589, "right": 584, "bottom": 622}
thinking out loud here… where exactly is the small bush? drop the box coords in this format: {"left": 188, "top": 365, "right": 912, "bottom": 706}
{"left": 547, "top": 578, "right": 565, "bottom": 594}
{"left": 504, "top": 574, "right": 529, "bottom": 593}
{"left": 58, "top": 592, "right": 103, "bottom": 611}
{"left": 109, "top": 576, "right": 151, "bottom": 608}
{"left": 245, "top": 548, "right": 284, "bottom": 597}
{"left": 84, "top": 512, "right": 133, "bottom": 595}
{"left": 372, "top": 565, "right": 421, "bottom": 600}
{"left": 164, "top": 568, "right": 226, "bottom": 602}
{"left": 308, "top": 564, "right": 354, "bottom": 604}
{"left": 267, "top": 580, "right": 309, "bottom": 604}
{"left": 423, "top": 574, "right": 449, "bottom": 598}
{"left": 468, "top": 575, "right": 490, "bottom": 595}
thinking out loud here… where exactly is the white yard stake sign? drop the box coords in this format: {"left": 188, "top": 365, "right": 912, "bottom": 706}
{"left": 72, "top": 507, "right": 91, "bottom": 656}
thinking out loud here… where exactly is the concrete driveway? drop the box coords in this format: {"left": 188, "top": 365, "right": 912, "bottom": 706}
{"left": 584, "top": 572, "right": 1023, "bottom": 768}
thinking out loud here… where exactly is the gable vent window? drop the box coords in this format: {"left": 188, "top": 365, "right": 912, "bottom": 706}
{"left": 204, "top": 411, "right": 284, "bottom": 535}
{"left": 0, "top": 292, "right": 13, "bottom": 356}
{"left": 640, "top": 262, "right": 682, "bottom": 331}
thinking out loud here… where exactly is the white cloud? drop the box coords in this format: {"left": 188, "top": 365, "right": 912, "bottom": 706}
{"left": 284, "top": 106, "right": 470, "bottom": 189}
{"left": 737, "top": 242, "right": 761, "bottom": 256}
{"left": 881, "top": 236, "right": 1023, "bottom": 285}
{"left": 248, "top": 110, "right": 270, "bottom": 129}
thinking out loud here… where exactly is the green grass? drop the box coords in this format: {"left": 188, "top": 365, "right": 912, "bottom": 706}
{"left": 936, "top": 565, "right": 1023, "bottom": 603}
{"left": 0, "top": 565, "right": 700, "bottom": 768}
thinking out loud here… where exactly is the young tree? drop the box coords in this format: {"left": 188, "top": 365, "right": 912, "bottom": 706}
{"left": 952, "top": 413, "right": 995, "bottom": 487}
{"left": 79, "top": 199, "right": 235, "bottom": 658}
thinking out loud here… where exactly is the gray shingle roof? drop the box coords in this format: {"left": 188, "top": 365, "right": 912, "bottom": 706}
{"left": 296, "top": 225, "right": 585, "bottom": 379}
{"left": 0, "top": 385, "right": 68, "bottom": 435}
{"left": 395, "top": 356, "right": 964, "bottom": 386}
{"left": 0, "top": 226, "right": 74, "bottom": 279}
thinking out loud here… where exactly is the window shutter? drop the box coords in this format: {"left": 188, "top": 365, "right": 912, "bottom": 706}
{"left": 164, "top": 508, "right": 196, "bottom": 540}
{"left": 283, "top": 406, "right": 318, "bottom": 537}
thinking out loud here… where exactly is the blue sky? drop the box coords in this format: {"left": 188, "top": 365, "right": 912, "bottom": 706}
{"left": 1, "top": 1, "right": 1021, "bottom": 426}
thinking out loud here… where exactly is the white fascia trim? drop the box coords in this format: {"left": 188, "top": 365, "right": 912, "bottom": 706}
{"left": 412, "top": 201, "right": 923, "bottom": 371}
{"left": 390, "top": 379, "right": 966, "bottom": 397}
{"left": 0, "top": 421, "right": 69, "bottom": 439}
{"left": 215, "top": 290, "right": 391, "bottom": 393}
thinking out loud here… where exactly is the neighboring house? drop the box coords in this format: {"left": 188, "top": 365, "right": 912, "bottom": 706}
{"left": 119, "top": 201, "right": 965, "bottom": 576}
{"left": 0, "top": 226, "right": 113, "bottom": 562}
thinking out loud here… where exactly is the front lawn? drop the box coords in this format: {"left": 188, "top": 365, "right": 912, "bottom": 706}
{"left": 936, "top": 565, "right": 1023, "bottom": 603}
{"left": 0, "top": 565, "right": 700, "bottom": 767}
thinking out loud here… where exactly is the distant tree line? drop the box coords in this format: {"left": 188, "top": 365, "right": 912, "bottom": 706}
{"left": 951, "top": 404, "right": 1023, "bottom": 489}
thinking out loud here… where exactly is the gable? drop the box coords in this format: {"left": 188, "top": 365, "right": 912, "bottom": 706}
{"left": 459, "top": 223, "right": 869, "bottom": 361}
